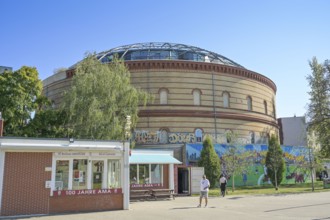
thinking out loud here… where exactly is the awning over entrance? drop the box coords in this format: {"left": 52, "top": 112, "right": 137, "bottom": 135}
{"left": 129, "top": 153, "right": 181, "bottom": 164}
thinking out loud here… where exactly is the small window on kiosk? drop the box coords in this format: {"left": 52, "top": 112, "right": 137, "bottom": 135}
{"left": 72, "top": 159, "right": 88, "bottom": 190}
{"left": 92, "top": 160, "right": 104, "bottom": 189}
{"left": 55, "top": 160, "right": 69, "bottom": 190}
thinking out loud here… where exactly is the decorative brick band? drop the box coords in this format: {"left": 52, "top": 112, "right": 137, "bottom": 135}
{"left": 138, "top": 109, "right": 278, "bottom": 128}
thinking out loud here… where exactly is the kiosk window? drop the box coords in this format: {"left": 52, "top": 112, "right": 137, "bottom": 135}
{"left": 92, "top": 160, "right": 104, "bottom": 189}
{"left": 130, "top": 164, "right": 138, "bottom": 184}
{"left": 55, "top": 160, "right": 69, "bottom": 190}
{"left": 108, "top": 160, "right": 121, "bottom": 188}
{"left": 151, "top": 164, "right": 162, "bottom": 184}
{"left": 72, "top": 159, "right": 88, "bottom": 190}
{"left": 139, "top": 164, "right": 150, "bottom": 184}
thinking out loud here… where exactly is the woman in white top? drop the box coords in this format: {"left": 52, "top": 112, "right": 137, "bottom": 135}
{"left": 219, "top": 174, "right": 227, "bottom": 197}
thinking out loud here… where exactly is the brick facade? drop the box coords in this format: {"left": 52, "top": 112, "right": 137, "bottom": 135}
{"left": 1, "top": 152, "right": 52, "bottom": 216}
{"left": 49, "top": 194, "right": 123, "bottom": 213}
{"left": 1, "top": 152, "right": 124, "bottom": 216}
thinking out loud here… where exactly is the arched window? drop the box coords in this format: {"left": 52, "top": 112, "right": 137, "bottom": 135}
{"left": 264, "top": 100, "right": 268, "bottom": 115}
{"left": 195, "top": 128, "right": 203, "bottom": 142}
{"left": 223, "top": 92, "right": 230, "bottom": 108}
{"left": 225, "top": 130, "right": 233, "bottom": 144}
{"left": 159, "top": 89, "right": 168, "bottom": 105}
{"left": 250, "top": 131, "right": 255, "bottom": 144}
{"left": 247, "top": 96, "right": 252, "bottom": 111}
{"left": 193, "top": 89, "right": 201, "bottom": 106}
{"left": 272, "top": 102, "right": 276, "bottom": 118}
{"left": 159, "top": 129, "right": 168, "bottom": 144}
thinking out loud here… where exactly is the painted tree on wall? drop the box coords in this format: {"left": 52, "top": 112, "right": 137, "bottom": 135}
{"left": 265, "top": 135, "right": 285, "bottom": 190}
{"left": 198, "top": 135, "right": 220, "bottom": 188}
{"left": 221, "top": 132, "right": 254, "bottom": 191}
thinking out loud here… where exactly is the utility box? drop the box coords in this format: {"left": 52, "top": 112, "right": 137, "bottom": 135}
{"left": 323, "top": 179, "right": 330, "bottom": 189}
{"left": 190, "top": 167, "right": 204, "bottom": 194}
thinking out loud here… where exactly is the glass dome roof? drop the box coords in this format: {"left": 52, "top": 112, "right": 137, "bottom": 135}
{"left": 92, "top": 42, "right": 244, "bottom": 68}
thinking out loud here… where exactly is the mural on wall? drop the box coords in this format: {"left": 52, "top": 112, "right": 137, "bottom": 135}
{"left": 186, "top": 144, "right": 311, "bottom": 186}
{"left": 134, "top": 130, "right": 267, "bottom": 145}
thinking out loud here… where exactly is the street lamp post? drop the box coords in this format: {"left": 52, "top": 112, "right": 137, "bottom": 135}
{"left": 123, "top": 115, "right": 131, "bottom": 210}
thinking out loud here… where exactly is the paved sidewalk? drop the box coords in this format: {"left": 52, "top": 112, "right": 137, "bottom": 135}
{"left": 4, "top": 191, "right": 330, "bottom": 220}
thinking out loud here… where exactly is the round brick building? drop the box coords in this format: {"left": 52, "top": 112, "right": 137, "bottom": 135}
{"left": 43, "top": 42, "right": 278, "bottom": 145}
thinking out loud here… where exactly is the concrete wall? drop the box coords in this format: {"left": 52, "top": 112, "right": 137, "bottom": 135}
{"left": 278, "top": 116, "right": 307, "bottom": 146}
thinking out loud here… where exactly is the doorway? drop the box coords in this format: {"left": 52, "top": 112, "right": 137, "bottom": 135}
{"left": 178, "top": 167, "right": 190, "bottom": 195}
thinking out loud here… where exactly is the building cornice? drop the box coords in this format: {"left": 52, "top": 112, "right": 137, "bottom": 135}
{"left": 125, "top": 60, "right": 277, "bottom": 93}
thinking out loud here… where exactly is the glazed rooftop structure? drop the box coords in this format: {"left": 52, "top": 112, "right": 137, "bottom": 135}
{"left": 73, "top": 42, "right": 244, "bottom": 68}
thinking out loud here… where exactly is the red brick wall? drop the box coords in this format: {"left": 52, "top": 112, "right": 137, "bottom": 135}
{"left": 49, "top": 194, "right": 123, "bottom": 213}
{"left": 1, "top": 152, "right": 52, "bottom": 216}
{"left": 0, "top": 119, "right": 3, "bottom": 137}
{"left": 163, "top": 164, "right": 169, "bottom": 188}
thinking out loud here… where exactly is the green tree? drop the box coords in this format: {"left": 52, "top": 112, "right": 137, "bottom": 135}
{"left": 221, "top": 132, "right": 254, "bottom": 191}
{"left": 23, "top": 97, "right": 71, "bottom": 138}
{"left": 61, "top": 54, "right": 152, "bottom": 140}
{"left": 198, "top": 135, "right": 221, "bottom": 188}
{"left": 0, "top": 66, "right": 43, "bottom": 136}
{"left": 265, "top": 135, "right": 285, "bottom": 190}
{"left": 306, "top": 57, "right": 330, "bottom": 157}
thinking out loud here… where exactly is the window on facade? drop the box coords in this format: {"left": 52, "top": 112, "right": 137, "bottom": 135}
{"left": 247, "top": 96, "right": 252, "bottom": 111}
{"left": 130, "top": 164, "right": 138, "bottom": 184}
{"left": 264, "top": 101, "right": 268, "bottom": 115}
{"left": 160, "top": 89, "right": 168, "bottom": 105}
{"left": 273, "top": 103, "right": 276, "bottom": 118}
{"left": 226, "top": 130, "right": 233, "bottom": 144}
{"left": 130, "top": 164, "right": 163, "bottom": 185}
{"left": 250, "top": 131, "right": 255, "bottom": 144}
{"left": 139, "top": 164, "right": 150, "bottom": 184}
{"left": 108, "top": 160, "right": 121, "bottom": 188}
{"left": 92, "top": 160, "right": 104, "bottom": 189}
{"left": 55, "top": 160, "right": 69, "bottom": 190}
{"left": 223, "top": 92, "right": 230, "bottom": 108}
{"left": 72, "top": 159, "right": 88, "bottom": 190}
{"left": 193, "top": 89, "right": 201, "bottom": 106}
{"left": 159, "top": 129, "right": 168, "bottom": 144}
{"left": 54, "top": 157, "right": 122, "bottom": 191}
{"left": 151, "top": 164, "right": 162, "bottom": 184}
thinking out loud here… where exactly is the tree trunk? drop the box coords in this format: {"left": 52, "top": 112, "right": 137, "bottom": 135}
{"left": 231, "top": 176, "right": 235, "bottom": 192}
{"left": 275, "top": 169, "right": 278, "bottom": 190}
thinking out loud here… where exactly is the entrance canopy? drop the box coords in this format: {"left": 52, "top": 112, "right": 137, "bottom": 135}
{"left": 129, "top": 152, "right": 181, "bottom": 164}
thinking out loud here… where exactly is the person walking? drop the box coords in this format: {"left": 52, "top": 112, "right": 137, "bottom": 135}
{"left": 197, "top": 175, "right": 210, "bottom": 208}
{"left": 219, "top": 174, "right": 227, "bottom": 197}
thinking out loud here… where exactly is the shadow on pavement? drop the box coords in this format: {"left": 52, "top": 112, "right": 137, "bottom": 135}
{"left": 265, "top": 202, "right": 330, "bottom": 212}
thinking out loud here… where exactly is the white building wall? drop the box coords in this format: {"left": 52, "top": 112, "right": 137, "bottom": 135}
{"left": 279, "top": 116, "right": 307, "bottom": 146}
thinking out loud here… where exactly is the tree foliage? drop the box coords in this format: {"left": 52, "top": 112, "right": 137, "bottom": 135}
{"left": 61, "top": 54, "right": 153, "bottom": 140}
{"left": 221, "top": 132, "right": 254, "bottom": 191}
{"left": 23, "top": 98, "right": 71, "bottom": 138}
{"left": 198, "top": 135, "right": 221, "bottom": 188}
{"left": 0, "top": 66, "right": 43, "bottom": 136}
{"left": 265, "top": 135, "right": 285, "bottom": 190}
{"left": 306, "top": 57, "right": 330, "bottom": 157}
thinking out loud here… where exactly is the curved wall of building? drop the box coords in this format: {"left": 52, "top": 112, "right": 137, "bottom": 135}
{"left": 43, "top": 45, "right": 278, "bottom": 145}
{"left": 126, "top": 60, "right": 277, "bottom": 145}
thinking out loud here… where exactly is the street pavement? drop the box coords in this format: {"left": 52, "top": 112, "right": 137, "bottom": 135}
{"left": 4, "top": 191, "right": 330, "bottom": 220}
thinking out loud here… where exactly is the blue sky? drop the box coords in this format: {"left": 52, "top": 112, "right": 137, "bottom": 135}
{"left": 1, "top": 0, "right": 329, "bottom": 118}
